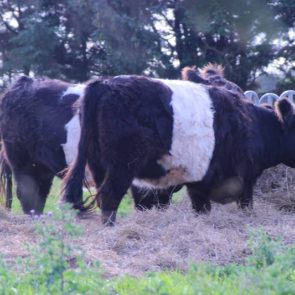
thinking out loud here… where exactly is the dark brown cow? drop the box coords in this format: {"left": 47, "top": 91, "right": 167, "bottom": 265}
{"left": 181, "top": 63, "right": 244, "bottom": 98}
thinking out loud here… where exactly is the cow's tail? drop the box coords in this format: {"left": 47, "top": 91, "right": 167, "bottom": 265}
{"left": 61, "top": 79, "right": 109, "bottom": 213}
{"left": 0, "top": 150, "right": 13, "bottom": 209}
{"left": 181, "top": 66, "right": 209, "bottom": 84}
{"left": 199, "top": 63, "right": 224, "bottom": 79}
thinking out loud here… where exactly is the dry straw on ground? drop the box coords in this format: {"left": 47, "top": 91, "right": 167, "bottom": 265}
{"left": 1, "top": 164, "right": 295, "bottom": 276}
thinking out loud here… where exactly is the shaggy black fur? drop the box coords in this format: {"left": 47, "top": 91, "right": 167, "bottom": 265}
{"left": 62, "top": 76, "right": 174, "bottom": 224}
{"left": 0, "top": 76, "right": 73, "bottom": 213}
{"left": 187, "top": 89, "right": 295, "bottom": 211}
{"left": 0, "top": 76, "right": 177, "bottom": 214}
{"left": 62, "top": 75, "right": 295, "bottom": 225}
{"left": 182, "top": 64, "right": 244, "bottom": 99}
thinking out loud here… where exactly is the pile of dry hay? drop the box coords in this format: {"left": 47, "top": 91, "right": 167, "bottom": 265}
{"left": 1, "top": 164, "right": 295, "bottom": 276}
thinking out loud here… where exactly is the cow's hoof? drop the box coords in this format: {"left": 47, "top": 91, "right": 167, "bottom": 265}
{"left": 279, "top": 204, "right": 295, "bottom": 212}
{"left": 101, "top": 210, "right": 117, "bottom": 226}
{"left": 193, "top": 202, "right": 211, "bottom": 214}
{"left": 237, "top": 201, "right": 253, "bottom": 210}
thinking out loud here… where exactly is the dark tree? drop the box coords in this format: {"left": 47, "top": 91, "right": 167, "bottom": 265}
{"left": 0, "top": 0, "right": 294, "bottom": 91}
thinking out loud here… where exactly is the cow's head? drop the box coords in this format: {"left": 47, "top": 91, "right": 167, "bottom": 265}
{"left": 275, "top": 98, "right": 295, "bottom": 167}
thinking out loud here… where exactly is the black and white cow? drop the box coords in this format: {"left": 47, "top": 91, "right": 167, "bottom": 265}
{"left": 62, "top": 75, "right": 295, "bottom": 225}
{"left": 0, "top": 76, "right": 84, "bottom": 213}
{"left": 0, "top": 76, "right": 177, "bottom": 214}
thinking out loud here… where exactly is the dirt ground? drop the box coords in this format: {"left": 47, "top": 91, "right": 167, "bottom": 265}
{"left": 1, "top": 164, "right": 295, "bottom": 276}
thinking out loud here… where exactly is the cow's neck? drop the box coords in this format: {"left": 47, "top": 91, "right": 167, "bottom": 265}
{"left": 256, "top": 107, "right": 284, "bottom": 170}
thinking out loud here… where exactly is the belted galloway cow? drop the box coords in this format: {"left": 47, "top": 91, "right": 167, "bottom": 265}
{"left": 0, "top": 76, "right": 178, "bottom": 213}
{"left": 62, "top": 75, "right": 295, "bottom": 225}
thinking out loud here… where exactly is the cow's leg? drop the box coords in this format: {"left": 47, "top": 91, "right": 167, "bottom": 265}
{"left": 3, "top": 161, "right": 13, "bottom": 209}
{"left": 5, "top": 172, "right": 13, "bottom": 209}
{"left": 3, "top": 143, "right": 55, "bottom": 214}
{"left": 237, "top": 181, "right": 254, "bottom": 210}
{"left": 186, "top": 182, "right": 211, "bottom": 213}
{"left": 34, "top": 171, "right": 54, "bottom": 213}
{"left": 98, "top": 165, "right": 134, "bottom": 225}
{"left": 155, "top": 185, "right": 182, "bottom": 209}
{"left": 154, "top": 187, "right": 178, "bottom": 209}
{"left": 15, "top": 166, "right": 54, "bottom": 214}
{"left": 131, "top": 185, "right": 179, "bottom": 210}
{"left": 131, "top": 186, "right": 155, "bottom": 210}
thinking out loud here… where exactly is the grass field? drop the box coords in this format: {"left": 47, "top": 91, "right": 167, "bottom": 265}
{"left": 1, "top": 165, "right": 295, "bottom": 294}
{"left": 1, "top": 204, "right": 295, "bottom": 294}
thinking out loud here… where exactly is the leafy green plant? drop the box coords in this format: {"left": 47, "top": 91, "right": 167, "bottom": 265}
{"left": 247, "top": 229, "right": 283, "bottom": 268}
{"left": 26, "top": 205, "right": 84, "bottom": 293}
{"left": 3, "top": 205, "right": 107, "bottom": 294}
{"left": 31, "top": 205, "right": 110, "bottom": 294}
{"left": 0, "top": 258, "right": 15, "bottom": 294}
{"left": 1, "top": 211, "right": 295, "bottom": 295}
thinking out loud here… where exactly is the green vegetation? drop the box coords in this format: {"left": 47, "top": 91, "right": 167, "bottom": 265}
{"left": 0, "top": 1, "right": 294, "bottom": 91}
{"left": 1, "top": 205, "right": 295, "bottom": 295}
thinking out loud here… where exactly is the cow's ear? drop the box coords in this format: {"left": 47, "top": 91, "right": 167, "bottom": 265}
{"left": 275, "top": 98, "right": 294, "bottom": 126}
